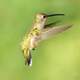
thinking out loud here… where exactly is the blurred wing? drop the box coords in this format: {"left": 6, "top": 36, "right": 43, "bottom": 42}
{"left": 44, "top": 20, "right": 60, "bottom": 28}
{"left": 40, "top": 24, "right": 72, "bottom": 40}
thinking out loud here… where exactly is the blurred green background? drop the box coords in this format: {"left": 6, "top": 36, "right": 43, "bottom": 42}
{"left": 0, "top": 0, "right": 80, "bottom": 80}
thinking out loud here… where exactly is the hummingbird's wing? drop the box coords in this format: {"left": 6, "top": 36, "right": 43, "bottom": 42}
{"left": 44, "top": 20, "right": 60, "bottom": 28}
{"left": 40, "top": 24, "right": 72, "bottom": 40}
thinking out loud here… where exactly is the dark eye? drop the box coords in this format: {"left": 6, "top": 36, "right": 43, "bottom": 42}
{"left": 43, "top": 15, "right": 46, "bottom": 18}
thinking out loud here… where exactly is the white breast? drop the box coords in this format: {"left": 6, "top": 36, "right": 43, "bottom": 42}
{"left": 30, "top": 37, "right": 35, "bottom": 49}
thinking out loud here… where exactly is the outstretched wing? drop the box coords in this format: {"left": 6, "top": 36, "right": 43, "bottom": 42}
{"left": 44, "top": 20, "right": 60, "bottom": 28}
{"left": 40, "top": 24, "right": 72, "bottom": 40}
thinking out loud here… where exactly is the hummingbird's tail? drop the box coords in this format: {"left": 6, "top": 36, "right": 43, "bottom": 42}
{"left": 24, "top": 49, "right": 32, "bottom": 67}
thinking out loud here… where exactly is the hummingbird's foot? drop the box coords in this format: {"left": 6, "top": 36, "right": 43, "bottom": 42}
{"left": 32, "top": 48, "right": 36, "bottom": 50}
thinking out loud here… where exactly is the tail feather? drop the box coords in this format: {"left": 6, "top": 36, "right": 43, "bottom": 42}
{"left": 25, "top": 50, "right": 32, "bottom": 67}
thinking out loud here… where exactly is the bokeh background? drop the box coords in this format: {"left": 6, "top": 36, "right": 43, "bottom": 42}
{"left": 0, "top": 0, "right": 80, "bottom": 80}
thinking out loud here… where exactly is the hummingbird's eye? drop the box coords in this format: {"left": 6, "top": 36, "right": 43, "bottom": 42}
{"left": 43, "top": 15, "right": 46, "bottom": 18}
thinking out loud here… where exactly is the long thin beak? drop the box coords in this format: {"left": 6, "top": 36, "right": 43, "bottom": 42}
{"left": 46, "top": 14, "right": 64, "bottom": 17}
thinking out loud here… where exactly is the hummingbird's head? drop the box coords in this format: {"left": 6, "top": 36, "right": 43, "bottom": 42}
{"left": 35, "top": 13, "right": 64, "bottom": 23}
{"left": 36, "top": 13, "right": 47, "bottom": 23}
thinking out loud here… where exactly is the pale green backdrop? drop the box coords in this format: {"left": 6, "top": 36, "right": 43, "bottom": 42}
{"left": 0, "top": 0, "right": 80, "bottom": 80}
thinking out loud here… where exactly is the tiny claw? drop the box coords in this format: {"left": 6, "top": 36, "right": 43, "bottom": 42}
{"left": 32, "top": 48, "right": 36, "bottom": 50}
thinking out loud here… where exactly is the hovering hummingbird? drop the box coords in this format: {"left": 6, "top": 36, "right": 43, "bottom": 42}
{"left": 21, "top": 13, "right": 72, "bottom": 66}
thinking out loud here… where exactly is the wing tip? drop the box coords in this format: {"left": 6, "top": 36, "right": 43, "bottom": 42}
{"left": 63, "top": 24, "right": 73, "bottom": 31}
{"left": 67, "top": 24, "right": 73, "bottom": 28}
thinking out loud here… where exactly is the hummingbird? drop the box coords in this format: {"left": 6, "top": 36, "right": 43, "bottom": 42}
{"left": 21, "top": 13, "right": 72, "bottom": 66}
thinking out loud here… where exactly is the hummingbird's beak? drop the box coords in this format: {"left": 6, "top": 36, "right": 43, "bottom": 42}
{"left": 46, "top": 13, "right": 64, "bottom": 17}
